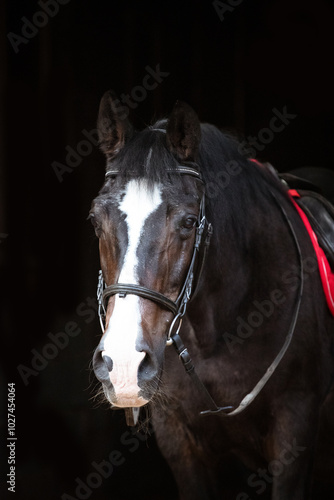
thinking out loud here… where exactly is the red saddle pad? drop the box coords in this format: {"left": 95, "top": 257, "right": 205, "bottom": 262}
{"left": 289, "top": 189, "right": 334, "bottom": 316}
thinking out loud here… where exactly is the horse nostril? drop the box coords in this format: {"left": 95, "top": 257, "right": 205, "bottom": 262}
{"left": 102, "top": 354, "right": 113, "bottom": 372}
{"left": 92, "top": 347, "right": 112, "bottom": 388}
{"left": 138, "top": 352, "right": 158, "bottom": 383}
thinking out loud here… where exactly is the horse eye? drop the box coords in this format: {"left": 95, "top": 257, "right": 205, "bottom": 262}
{"left": 182, "top": 216, "right": 197, "bottom": 230}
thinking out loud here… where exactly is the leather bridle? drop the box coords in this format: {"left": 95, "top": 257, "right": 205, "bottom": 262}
{"left": 97, "top": 165, "right": 213, "bottom": 343}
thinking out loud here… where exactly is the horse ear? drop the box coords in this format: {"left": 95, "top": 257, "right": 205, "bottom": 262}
{"left": 166, "top": 101, "right": 201, "bottom": 161}
{"left": 97, "top": 90, "right": 133, "bottom": 160}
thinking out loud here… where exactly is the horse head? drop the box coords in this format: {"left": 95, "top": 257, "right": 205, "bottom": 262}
{"left": 91, "top": 91, "right": 206, "bottom": 409}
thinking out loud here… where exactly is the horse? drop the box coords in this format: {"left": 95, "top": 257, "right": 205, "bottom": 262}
{"left": 90, "top": 90, "right": 334, "bottom": 499}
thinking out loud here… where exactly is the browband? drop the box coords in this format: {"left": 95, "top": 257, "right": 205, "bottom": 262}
{"left": 105, "top": 165, "right": 202, "bottom": 181}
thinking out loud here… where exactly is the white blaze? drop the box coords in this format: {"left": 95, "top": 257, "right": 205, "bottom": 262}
{"left": 102, "top": 180, "right": 162, "bottom": 407}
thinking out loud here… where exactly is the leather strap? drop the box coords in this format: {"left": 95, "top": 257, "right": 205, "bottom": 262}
{"left": 102, "top": 283, "right": 178, "bottom": 315}
{"left": 171, "top": 333, "right": 232, "bottom": 414}
{"left": 166, "top": 185, "right": 303, "bottom": 418}
{"left": 105, "top": 165, "right": 202, "bottom": 181}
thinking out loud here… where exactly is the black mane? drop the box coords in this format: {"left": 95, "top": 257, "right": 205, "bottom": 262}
{"left": 198, "top": 123, "right": 286, "bottom": 211}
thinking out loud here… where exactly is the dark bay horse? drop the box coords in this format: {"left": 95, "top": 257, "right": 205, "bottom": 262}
{"left": 91, "top": 91, "right": 334, "bottom": 499}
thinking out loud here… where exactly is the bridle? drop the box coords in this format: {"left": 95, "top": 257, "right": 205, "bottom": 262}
{"left": 97, "top": 164, "right": 213, "bottom": 343}
{"left": 96, "top": 162, "right": 304, "bottom": 423}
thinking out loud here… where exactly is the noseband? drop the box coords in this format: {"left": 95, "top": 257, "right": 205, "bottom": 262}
{"left": 97, "top": 165, "right": 213, "bottom": 343}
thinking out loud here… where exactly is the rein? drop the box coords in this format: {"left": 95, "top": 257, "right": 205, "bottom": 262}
{"left": 96, "top": 165, "right": 304, "bottom": 422}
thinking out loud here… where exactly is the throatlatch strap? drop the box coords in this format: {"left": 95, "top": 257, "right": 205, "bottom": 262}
{"left": 171, "top": 333, "right": 232, "bottom": 414}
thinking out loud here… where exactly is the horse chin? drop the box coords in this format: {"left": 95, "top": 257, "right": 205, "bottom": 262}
{"left": 102, "top": 384, "right": 150, "bottom": 408}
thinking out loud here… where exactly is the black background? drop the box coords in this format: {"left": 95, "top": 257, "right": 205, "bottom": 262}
{"left": 1, "top": 0, "right": 334, "bottom": 499}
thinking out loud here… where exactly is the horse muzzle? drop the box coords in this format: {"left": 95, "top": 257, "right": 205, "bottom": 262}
{"left": 93, "top": 344, "right": 160, "bottom": 407}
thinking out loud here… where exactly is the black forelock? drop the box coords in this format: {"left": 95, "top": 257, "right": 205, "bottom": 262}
{"left": 105, "top": 119, "right": 180, "bottom": 188}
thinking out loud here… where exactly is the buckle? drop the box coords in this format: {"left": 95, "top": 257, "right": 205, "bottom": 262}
{"left": 166, "top": 313, "right": 183, "bottom": 346}
{"left": 97, "top": 270, "right": 106, "bottom": 332}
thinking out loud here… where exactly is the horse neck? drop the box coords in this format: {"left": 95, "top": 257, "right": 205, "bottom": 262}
{"left": 189, "top": 179, "right": 297, "bottom": 346}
